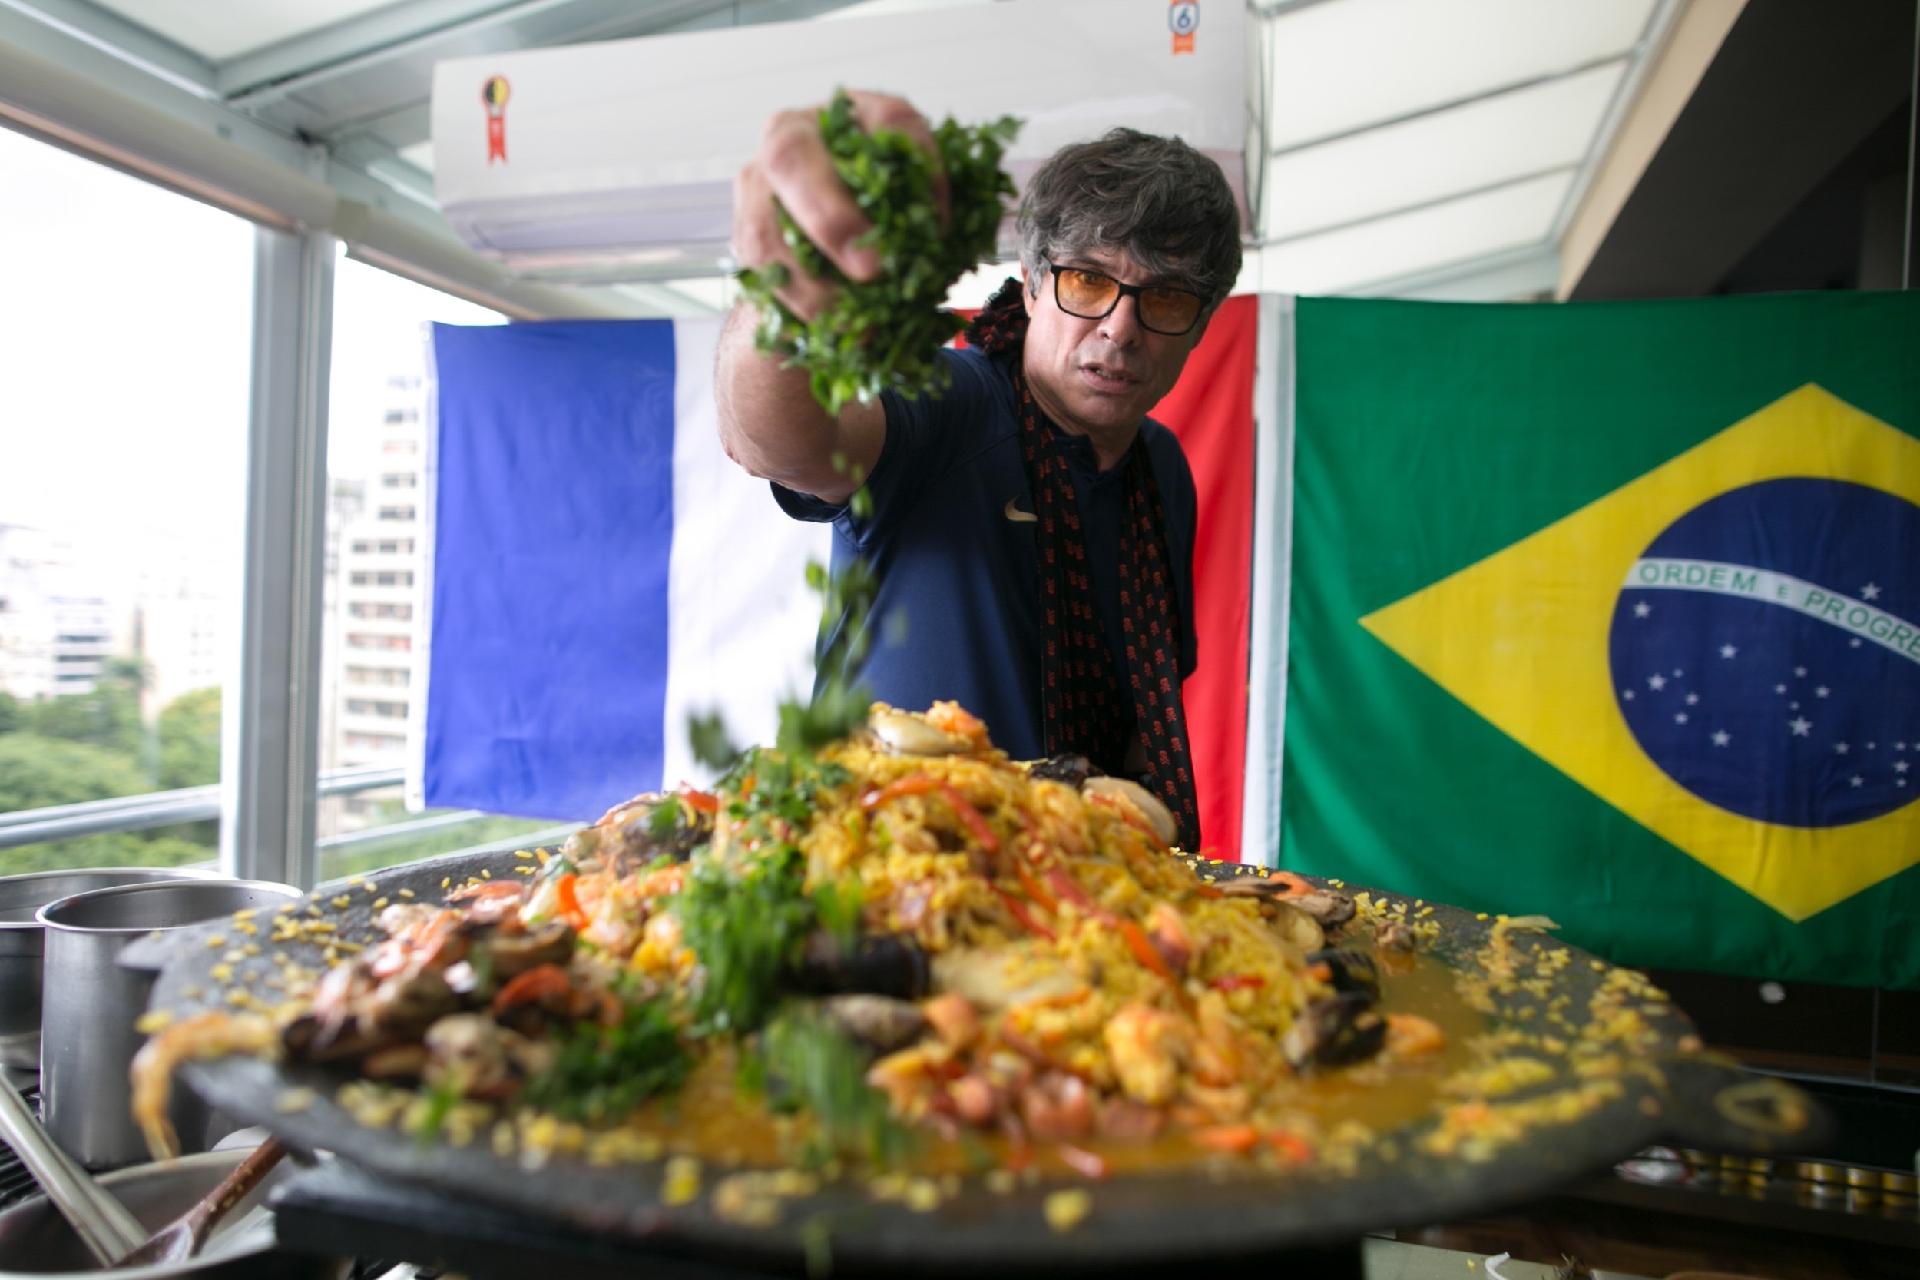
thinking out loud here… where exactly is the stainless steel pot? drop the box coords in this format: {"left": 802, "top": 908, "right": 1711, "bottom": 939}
{"left": 35, "top": 880, "right": 298, "bottom": 1170}
{"left": 0, "top": 870, "right": 221, "bottom": 1071}
{"left": 0, "top": 1147, "right": 345, "bottom": 1278}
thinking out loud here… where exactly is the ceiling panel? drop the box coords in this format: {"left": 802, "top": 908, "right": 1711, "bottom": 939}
{"left": 87, "top": 0, "right": 422, "bottom": 62}
{"left": 1259, "top": 168, "right": 1572, "bottom": 295}
{"left": 1263, "top": 58, "right": 1624, "bottom": 241}
{"left": 1266, "top": 0, "right": 1655, "bottom": 151}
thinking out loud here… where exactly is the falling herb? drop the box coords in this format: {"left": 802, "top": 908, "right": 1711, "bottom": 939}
{"left": 761, "top": 1005, "right": 914, "bottom": 1168}
{"left": 646, "top": 794, "right": 684, "bottom": 842}
{"left": 411, "top": 1077, "right": 463, "bottom": 1145}
{"left": 520, "top": 997, "right": 691, "bottom": 1125}
{"left": 737, "top": 89, "right": 1021, "bottom": 414}
{"left": 673, "top": 841, "right": 817, "bottom": 1034}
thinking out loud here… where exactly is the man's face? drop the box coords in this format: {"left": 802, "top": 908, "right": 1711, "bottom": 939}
{"left": 1020, "top": 245, "right": 1207, "bottom": 450}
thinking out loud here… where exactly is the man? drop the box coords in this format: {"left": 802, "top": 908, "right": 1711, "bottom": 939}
{"left": 718, "top": 91, "right": 1242, "bottom": 849}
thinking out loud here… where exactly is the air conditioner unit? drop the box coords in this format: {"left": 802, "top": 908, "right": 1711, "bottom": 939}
{"left": 431, "top": 0, "right": 1248, "bottom": 282}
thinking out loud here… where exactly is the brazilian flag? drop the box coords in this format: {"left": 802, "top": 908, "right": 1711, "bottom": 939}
{"left": 1280, "top": 291, "right": 1920, "bottom": 990}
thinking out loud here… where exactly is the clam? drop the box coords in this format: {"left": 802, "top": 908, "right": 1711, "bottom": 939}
{"left": 869, "top": 708, "right": 972, "bottom": 757}
{"left": 817, "top": 995, "right": 929, "bottom": 1053}
{"left": 1081, "top": 776, "right": 1178, "bottom": 847}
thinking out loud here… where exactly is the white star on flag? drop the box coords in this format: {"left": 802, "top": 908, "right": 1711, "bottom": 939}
{"left": 1711, "top": 730, "right": 1731, "bottom": 747}
{"left": 1775, "top": 684, "right": 1787, "bottom": 694}
{"left": 1816, "top": 687, "right": 1830, "bottom": 698}
{"left": 1622, "top": 689, "right": 1635, "bottom": 700}
{"left": 1836, "top": 742, "right": 1851, "bottom": 754}
{"left": 1795, "top": 666, "right": 1808, "bottom": 677}
{"left": 1633, "top": 601, "right": 1651, "bottom": 618}
{"left": 1790, "top": 717, "right": 1813, "bottom": 737}
{"left": 1851, "top": 638, "right": 1863, "bottom": 648}
{"left": 1898, "top": 761, "right": 1911, "bottom": 774}
{"left": 1720, "top": 644, "right": 1738, "bottom": 658}
{"left": 1648, "top": 674, "right": 1667, "bottom": 691}
{"left": 1674, "top": 713, "right": 1689, "bottom": 724}
{"left": 1686, "top": 693, "right": 1700, "bottom": 705}
{"left": 1850, "top": 775, "right": 1864, "bottom": 787}
{"left": 1861, "top": 583, "right": 1881, "bottom": 600}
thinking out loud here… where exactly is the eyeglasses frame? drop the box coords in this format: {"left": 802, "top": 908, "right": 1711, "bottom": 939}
{"left": 1041, "top": 258, "right": 1208, "bottom": 337}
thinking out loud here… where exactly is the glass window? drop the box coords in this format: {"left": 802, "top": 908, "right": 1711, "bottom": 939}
{"left": 319, "top": 256, "right": 554, "bottom": 879}
{"left": 0, "top": 127, "right": 250, "bottom": 875}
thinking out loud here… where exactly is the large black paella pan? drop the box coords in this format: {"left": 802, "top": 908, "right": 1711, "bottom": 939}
{"left": 136, "top": 846, "right": 1821, "bottom": 1274}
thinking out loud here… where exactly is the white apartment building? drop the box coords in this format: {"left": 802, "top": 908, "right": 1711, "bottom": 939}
{"left": 0, "top": 523, "right": 122, "bottom": 701}
{"left": 133, "top": 544, "right": 228, "bottom": 716}
{"left": 331, "top": 377, "right": 426, "bottom": 772}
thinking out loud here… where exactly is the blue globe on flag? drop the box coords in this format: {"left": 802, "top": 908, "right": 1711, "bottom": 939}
{"left": 1608, "top": 478, "right": 1920, "bottom": 828}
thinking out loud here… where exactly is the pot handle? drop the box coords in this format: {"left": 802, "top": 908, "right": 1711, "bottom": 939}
{"left": 1655, "top": 1055, "right": 1831, "bottom": 1156}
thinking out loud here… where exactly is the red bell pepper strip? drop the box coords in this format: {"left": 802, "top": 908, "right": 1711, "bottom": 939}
{"left": 995, "top": 889, "right": 1056, "bottom": 941}
{"left": 1194, "top": 1124, "right": 1261, "bottom": 1155}
{"left": 680, "top": 789, "right": 719, "bottom": 814}
{"left": 862, "top": 774, "right": 1001, "bottom": 855}
{"left": 1013, "top": 862, "right": 1060, "bottom": 914}
{"left": 1119, "top": 918, "right": 1176, "bottom": 983}
{"left": 1044, "top": 868, "right": 1101, "bottom": 916}
{"left": 1267, "top": 1131, "right": 1315, "bottom": 1165}
{"left": 491, "top": 963, "right": 572, "bottom": 1015}
{"left": 553, "top": 872, "right": 588, "bottom": 930}
{"left": 1208, "top": 974, "right": 1267, "bottom": 993}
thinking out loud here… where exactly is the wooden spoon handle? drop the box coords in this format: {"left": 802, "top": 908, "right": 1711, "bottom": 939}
{"left": 115, "top": 1137, "right": 288, "bottom": 1267}
{"left": 196, "top": 1137, "right": 288, "bottom": 1236}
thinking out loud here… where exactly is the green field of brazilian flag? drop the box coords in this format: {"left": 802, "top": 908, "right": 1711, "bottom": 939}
{"left": 1271, "top": 291, "right": 1920, "bottom": 990}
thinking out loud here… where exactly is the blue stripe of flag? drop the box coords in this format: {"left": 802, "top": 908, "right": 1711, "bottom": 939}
{"left": 424, "top": 319, "right": 676, "bottom": 820}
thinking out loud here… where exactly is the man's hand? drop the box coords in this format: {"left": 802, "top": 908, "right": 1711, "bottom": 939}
{"left": 731, "top": 89, "right": 949, "bottom": 322}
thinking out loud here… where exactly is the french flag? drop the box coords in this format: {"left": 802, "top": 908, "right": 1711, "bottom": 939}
{"left": 416, "top": 301, "right": 1257, "bottom": 856}
{"left": 416, "top": 318, "right": 828, "bottom": 820}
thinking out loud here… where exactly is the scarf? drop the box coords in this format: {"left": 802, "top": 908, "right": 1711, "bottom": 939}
{"left": 965, "top": 278, "right": 1201, "bottom": 850}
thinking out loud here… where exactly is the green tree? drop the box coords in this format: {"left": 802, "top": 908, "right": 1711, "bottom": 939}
{"left": 156, "top": 687, "right": 221, "bottom": 790}
{"left": 24, "top": 658, "right": 149, "bottom": 759}
{"left": 0, "top": 832, "right": 212, "bottom": 876}
{"left": 0, "top": 692, "right": 20, "bottom": 735}
{"left": 0, "top": 732, "right": 150, "bottom": 812}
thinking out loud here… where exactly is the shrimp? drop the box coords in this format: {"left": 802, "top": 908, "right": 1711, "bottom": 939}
{"left": 1102, "top": 1003, "right": 1189, "bottom": 1105}
{"left": 924, "top": 700, "right": 989, "bottom": 749}
{"left": 131, "top": 1012, "right": 280, "bottom": 1159}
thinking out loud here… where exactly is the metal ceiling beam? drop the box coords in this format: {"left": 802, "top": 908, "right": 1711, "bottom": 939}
{"left": 1260, "top": 163, "right": 1579, "bottom": 248}
{"left": 1339, "top": 242, "right": 1562, "bottom": 301}
{"left": 218, "top": 0, "right": 870, "bottom": 117}
{"left": 219, "top": 0, "right": 668, "bottom": 104}
{"left": 1268, "top": 52, "right": 1631, "bottom": 159}
{"left": 0, "top": 0, "right": 215, "bottom": 99}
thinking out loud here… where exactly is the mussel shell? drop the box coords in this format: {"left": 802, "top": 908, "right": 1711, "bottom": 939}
{"left": 788, "top": 931, "right": 931, "bottom": 1000}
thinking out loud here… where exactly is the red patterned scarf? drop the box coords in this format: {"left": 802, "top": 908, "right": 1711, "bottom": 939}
{"left": 965, "top": 278, "right": 1200, "bottom": 849}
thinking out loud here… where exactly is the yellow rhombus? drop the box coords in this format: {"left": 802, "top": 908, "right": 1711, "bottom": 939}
{"left": 1360, "top": 384, "right": 1920, "bottom": 922}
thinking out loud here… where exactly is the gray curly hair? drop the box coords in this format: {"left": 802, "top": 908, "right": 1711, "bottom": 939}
{"left": 1016, "top": 129, "right": 1243, "bottom": 312}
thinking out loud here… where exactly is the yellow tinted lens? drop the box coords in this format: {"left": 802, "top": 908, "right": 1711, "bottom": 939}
{"left": 1056, "top": 268, "right": 1118, "bottom": 316}
{"left": 1140, "top": 287, "right": 1202, "bottom": 333}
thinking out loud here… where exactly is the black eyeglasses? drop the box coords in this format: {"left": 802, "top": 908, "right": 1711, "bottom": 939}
{"left": 1044, "top": 259, "right": 1206, "bottom": 336}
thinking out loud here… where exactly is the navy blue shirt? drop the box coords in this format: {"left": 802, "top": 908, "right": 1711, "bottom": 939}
{"left": 774, "top": 346, "right": 1198, "bottom": 761}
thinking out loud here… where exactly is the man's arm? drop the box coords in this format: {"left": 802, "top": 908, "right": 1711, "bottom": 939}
{"left": 714, "top": 302, "right": 883, "bottom": 505}
{"left": 717, "top": 89, "right": 942, "bottom": 506}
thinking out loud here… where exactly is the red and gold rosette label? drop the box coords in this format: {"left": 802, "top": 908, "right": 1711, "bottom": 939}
{"left": 1168, "top": 1, "right": 1198, "bottom": 54}
{"left": 482, "top": 75, "right": 511, "bottom": 163}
